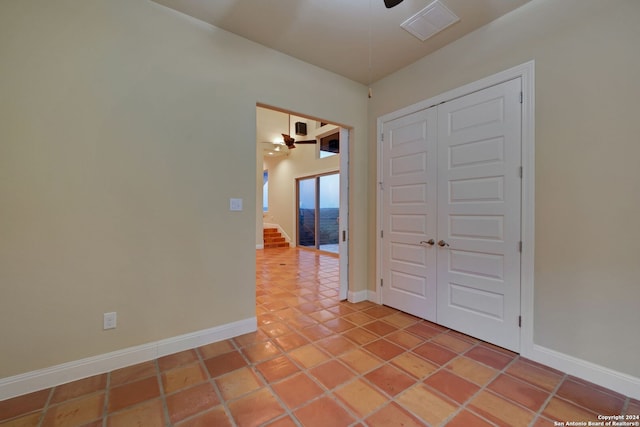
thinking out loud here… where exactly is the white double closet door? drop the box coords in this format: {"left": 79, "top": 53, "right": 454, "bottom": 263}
{"left": 380, "top": 78, "right": 522, "bottom": 352}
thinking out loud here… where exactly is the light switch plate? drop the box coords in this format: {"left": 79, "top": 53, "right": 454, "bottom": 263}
{"left": 229, "top": 198, "right": 243, "bottom": 211}
{"left": 103, "top": 312, "right": 117, "bottom": 330}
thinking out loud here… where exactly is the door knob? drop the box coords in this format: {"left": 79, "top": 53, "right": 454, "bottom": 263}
{"left": 437, "top": 240, "right": 450, "bottom": 247}
{"left": 420, "top": 239, "right": 435, "bottom": 246}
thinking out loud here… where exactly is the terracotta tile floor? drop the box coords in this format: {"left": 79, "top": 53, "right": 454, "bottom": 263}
{"left": 1, "top": 248, "right": 638, "bottom": 426}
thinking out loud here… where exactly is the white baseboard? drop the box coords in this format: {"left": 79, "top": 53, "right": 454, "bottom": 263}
{"left": 367, "top": 290, "right": 378, "bottom": 304}
{"left": 256, "top": 244, "right": 264, "bottom": 249}
{"left": 348, "top": 289, "right": 378, "bottom": 304}
{"left": 524, "top": 344, "right": 640, "bottom": 400}
{"left": 347, "top": 289, "right": 368, "bottom": 303}
{"left": 0, "top": 317, "right": 257, "bottom": 401}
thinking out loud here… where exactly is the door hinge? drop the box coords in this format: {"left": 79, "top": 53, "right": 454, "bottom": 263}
{"left": 518, "top": 316, "right": 522, "bottom": 327}
{"left": 519, "top": 166, "right": 523, "bottom": 178}
{"left": 380, "top": 279, "right": 384, "bottom": 287}
{"left": 381, "top": 230, "right": 384, "bottom": 238}
{"left": 519, "top": 92, "right": 523, "bottom": 104}
{"left": 342, "top": 230, "right": 346, "bottom": 242}
{"left": 518, "top": 241, "right": 522, "bottom": 252}
{"left": 381, "top": 133, "right": 384, "bottom": 142}
{"left": 379, "top": 181, "right": 384, "bottom": 190}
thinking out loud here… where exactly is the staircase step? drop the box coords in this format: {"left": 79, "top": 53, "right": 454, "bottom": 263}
{"left": 264, "top": 241, "right": 290, "bottom": 248}
{"left": 263, "top": 227, "right": 288, "bottom": 248}
{"left": 264, "top": 237, "right": 285, "bottom": 244}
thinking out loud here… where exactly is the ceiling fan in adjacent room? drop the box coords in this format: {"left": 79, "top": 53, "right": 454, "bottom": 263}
{"left": 261, "top": 119, "right": 317, "bottom": 157}
{"left": 280, "top": 133, "right": 317, "bottom": 150}
{"left": 384, "top": 0, "right": 404, "bottom": 8}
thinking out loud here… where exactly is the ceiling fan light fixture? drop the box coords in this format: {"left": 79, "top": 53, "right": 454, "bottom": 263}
{"left": 264, "top": 142, "right": 289, "bottom": 157}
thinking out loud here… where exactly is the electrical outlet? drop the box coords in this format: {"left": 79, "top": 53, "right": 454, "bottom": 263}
{"left": 103, "top": 312, "right": 117, "bottom": 330}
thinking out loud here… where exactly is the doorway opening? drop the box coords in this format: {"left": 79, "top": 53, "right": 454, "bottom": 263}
{"left": 256, "top": 104, "right": 349, "bottom": 300}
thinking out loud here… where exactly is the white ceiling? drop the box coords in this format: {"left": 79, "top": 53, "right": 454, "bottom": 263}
{"left": 152, "top": 0, "right": 531, "bottom": 84}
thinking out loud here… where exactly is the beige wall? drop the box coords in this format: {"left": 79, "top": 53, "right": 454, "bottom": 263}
{"left": 0, "top": 0, "right": 367, "bottom": 378}
{"left": 369, "top": 0, "right": 640, "bottom": 378}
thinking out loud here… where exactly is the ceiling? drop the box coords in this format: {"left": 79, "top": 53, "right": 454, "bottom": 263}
{"left": 152, "top": 0, "right": 531, "bottom": 85}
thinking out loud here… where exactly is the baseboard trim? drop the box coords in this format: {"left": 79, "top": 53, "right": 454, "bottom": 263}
{"left": 0, "top": 317, "right": 257, "bottom": 401}
{"left": 347, "top": 290, "right": 369, "bottom": 303}
{"left": 256, "top": 244, "right": 264, "bottom": 249}
{"left": 367, "top": 290, "right": 378, "bottom": 304}
{"left": 524, "top": 344, "right": 640, "bottom": 400}
{"left": 347, "top": 289, "right": 378, "bottom": 304}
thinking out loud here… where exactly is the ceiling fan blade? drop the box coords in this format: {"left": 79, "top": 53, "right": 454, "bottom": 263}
{"left": 384, "top": 0, "right": 404, "bottom": 8}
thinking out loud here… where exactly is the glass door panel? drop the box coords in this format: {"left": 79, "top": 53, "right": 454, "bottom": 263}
{"left": 297, "top": 172, "right": 340, "bottom": 253}
{"left": 298, "top": 178, "right": 316, "bottom": 248}
{"left": 319, "top": 174, "right": 340, "bottom": 253}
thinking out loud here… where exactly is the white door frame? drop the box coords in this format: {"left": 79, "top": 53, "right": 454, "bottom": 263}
{"left": 376, "top": 61, "right": 535, "bottom": 355}
{"left": 338, "top": 127, "right": 349, "bottom": 300}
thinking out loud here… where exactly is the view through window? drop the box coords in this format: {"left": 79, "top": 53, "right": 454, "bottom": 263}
{"left": 297, "top": 172, "right": 339, "bottom": 253}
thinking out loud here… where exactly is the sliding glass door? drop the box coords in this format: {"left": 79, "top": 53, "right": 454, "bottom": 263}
{"left": 297, "top": 172, "right": 340, "bottom": 253}
{"left": 318, "top": 174, "right": 340, "bottom": 252}
{"left": 298, "top": 177, "right": 316, "bottom": 248}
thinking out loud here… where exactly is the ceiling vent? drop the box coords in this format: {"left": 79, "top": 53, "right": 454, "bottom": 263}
{"left": 400, "top": 0, "right": 460, "bottom": 42}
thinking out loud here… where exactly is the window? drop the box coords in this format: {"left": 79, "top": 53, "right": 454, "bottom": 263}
{"left": 319, "top": 132, "right": 339, "bottom": 158}
{"left": 263, "top": 170, "right": 268, "bottom": 212}
{"left": 297, "top": 172, "right": 339, "bottom": 253}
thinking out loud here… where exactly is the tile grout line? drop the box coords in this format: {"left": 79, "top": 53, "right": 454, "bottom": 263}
{"left": 350, "top": 319, "right": 528, "bottom": 426}
{"left": 413, "top": 339, "right": 498, "bottom": 427}
{"left": 261, "top": 253, "right": 493, "bottom": 426}
{"left": 102, "top": 371, "right": 111, "bottom": 427}
{"left": 623, "top": 396, "right": 634, "bottom": 414}
{"left": 190, "top": 345, "right": 237, "bottom": 427}
{"left": 257, "top": 304, "right": 358, "bottom": 425}
{"left": 528, "top": 371, "right": 569, "bottom": 426}
{"left": 154, "top": 358, "right": 173, "bottom": 427}
{"left": 390, "top": 337, "right": 498, "bottom": 427}
{"left": 264, "top": 337, "right": 331, "bottom": 426}
{"left": 234, "top": 330, "right": 299, "bottom": 426}
{"left": 271, "top": 298, "right": 436, "bottom": 425}
{"left": 440, "top": 349, "right": 519, "bottom": 427}
{"left": 258, "top": 278, "right": 374, "bottom": 425}
{"left": 37, "top": 386, "right": 54, "bottom": 427}
{"left": 358, "top": 320, "right": 477, "bottom": 424}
